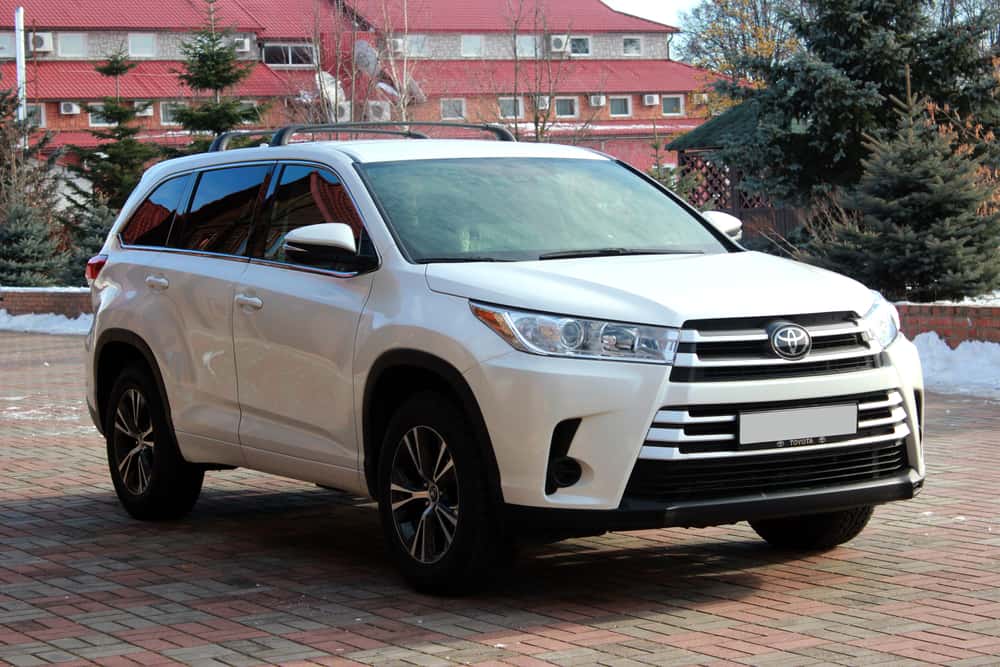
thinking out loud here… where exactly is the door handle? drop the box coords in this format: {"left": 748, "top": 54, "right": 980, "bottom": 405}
{"left": 235, "top": 294, "right": 263, "bottom": 310}
{"left": 144, "top": 275, "right": 169, "bottom": 290}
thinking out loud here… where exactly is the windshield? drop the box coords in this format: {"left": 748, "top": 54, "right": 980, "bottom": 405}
{"left": 359, "top": 157, "right": 728, "bottom": 262}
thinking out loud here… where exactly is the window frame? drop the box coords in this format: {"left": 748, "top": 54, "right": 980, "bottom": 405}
{"left": 25, "top": 102, "right": 45, "bottom": 128}
{"left": 0, "top": 33, "right": 14, "bottom": 58}
{"left": 440, "top": 98, "right": 466, "bottom": 120}
{"left": 238, "top": 99, "right": 259, "bottom": 125}
{"left": 622, "top": 36, "right": 642, "bottom": 56}
{"left": 88, "top": 103, "right": 114, "bottom": 128}
{"left": 57, "top": 32, "right": 87, "bottom": 57}
{"left": 160, "top": 101, "right": 187, "bottom": 126}
{"left": 609, "top": 95, "right": 632, "bottom": 118}
{"left": 661, "top": 94, "right": 685, "bottom": 117}
{"left": 128, "top": 33, "right": 156, "bottom": 58}
{"left": 262, "top": 42, "right": 316, "bottom": 67}
{"left": 117, "top": 172, "right": 195, "bottom": 250}
{"left": 251, "top": 161, "right": 380, "bottom": 277}
{"left": 460, "top": 34, "right": 483, "bottom": 57}
{"left": 515, "top": 34, "right": 538, "bottom": 58}
{"left": 403, "top": 34, "right": 429, "bottom": 57}
{"left": 498, "top": 96, "right": 524, "bottom": 120}
{"left": 569, "top": 35, "right": 592, "bottom": 56}
{"left": 553, "top": 96, "right": 578, "bottom": 119}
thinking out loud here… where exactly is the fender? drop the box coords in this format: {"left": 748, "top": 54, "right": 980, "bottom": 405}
{"left": 94, "top": 328, "right": 173, "bottom": 434}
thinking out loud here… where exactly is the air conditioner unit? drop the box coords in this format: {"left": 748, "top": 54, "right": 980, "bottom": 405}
{"left": 643, "top": 93, "right": 660, "bottom": 106}
{"left": 30, "top": 32, "right": 54, "bottom": 52}
{"left": 589, "top": 94, "right": 606, "bottom": 107}
{"left": 387, "top": 37, "right": 404, "bottom": 55}
{"left": 60, "top": 101, "right": 81, "bottom": 115}
{"left": 335, "top": 101, "right": 352, "bottom": 122}
{"left": 534, "top": 95, "right": 550, "bottom": 111}
{"left": 549, "top": 35, "right": 569, "bottom": 53}
{"left": 365, "top": 100, "right": 391, "bottom": 121}
{"left": 134, "top": 101, "right": 154, "bottom": 117}
{"left": 233, "top": 37, "right": 252, "bottom": 53}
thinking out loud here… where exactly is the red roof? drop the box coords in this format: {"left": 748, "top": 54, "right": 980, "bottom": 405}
{"left": 0, "top": 0, "right": 262, "bottom": 31}
{"left": 348, "top": 0, "right": 677, "bottom": 33}
{"left": 229, "top": 0, "right": 352, "bottom": 39}
{"left": 412, "top": 59, "right": 718, "bottom": 96}
{"left": 2, "top": 60, "right": 302, "bottom": 100}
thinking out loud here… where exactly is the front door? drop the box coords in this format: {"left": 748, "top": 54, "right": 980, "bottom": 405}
{"left": 233, "top": 163, "right": 376, "bottom": 475}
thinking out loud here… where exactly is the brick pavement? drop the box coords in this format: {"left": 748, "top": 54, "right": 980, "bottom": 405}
{"left": 1, "top": 331, "right": 998, "bottom": 666}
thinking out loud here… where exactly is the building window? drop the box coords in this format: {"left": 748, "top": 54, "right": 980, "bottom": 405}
{"left": 160, "top": 101, "right": 187, "bottom": 125}
{"left": 404, "top": 34, "right": 428, "bottom": 56}
{"left": 262, "top": 43, "right": 315, "bottom": 66}
{"left": 0, "top": 33, "right": 14, "bottom": 59}
{"left": 623, "top": 36, "right": 642, "bottom": 56}
{"left": 88, "top": 104, "right": 114, "bottom": 127}
{"left": 515, "top": 34, "right": 538, "bottom": 58}
{"left": 239, "top": 100, "right": 259, "bottom": 125}
{"left": 26, "top": 103, "right": 44, "bottom": 127}
{"left": 661, "top": 94, "right": 685, "bottom": 116}
{"left": 128, "top": 33, "right": 156, "bottom": 58}
{"left": 498, "top": 96, "right": 523, "bottom": 119}
{"left": 440, "top": 98, "right": 466, "bottom": 120}
{"left": 461, "top": 35, "right": 483, "bottom": 57}
{"left": 569, "top": 36, "right": 591, "bottom": 56}
{"left": 554, "top": 97, "right": 578, "bottom": 118}
{"left": 609, "top": 96, "right": 631, "bottom": 117}
{"left": 58, "top": 33, "right": 87, "bottom": 57}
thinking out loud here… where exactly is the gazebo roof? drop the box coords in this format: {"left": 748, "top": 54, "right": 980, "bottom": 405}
{"left": 667, "top": 100, "right": 758, "bottom": 151}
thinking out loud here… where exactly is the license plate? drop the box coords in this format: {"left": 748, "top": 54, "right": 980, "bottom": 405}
{"left": 739, "top": 404, "right": 857, "bottom": 446}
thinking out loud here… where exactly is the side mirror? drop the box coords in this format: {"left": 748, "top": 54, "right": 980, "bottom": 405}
{"left": 702, "top": 210, "right": 743, "bottom": 241}
{"left": 282, "top": 222, "right": 358, "bottom": 267}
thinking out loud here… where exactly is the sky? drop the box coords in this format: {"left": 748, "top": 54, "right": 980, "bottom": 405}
{"left": 602, "top": 0, "right": 701, "bottom": 31}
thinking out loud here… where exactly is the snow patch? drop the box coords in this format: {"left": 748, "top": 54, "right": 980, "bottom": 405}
{"left": 0, "top": 309, "right": 93, "bottom": 336}
{"left": 913, "top": 332, "right": 1000, "bottom": 400}
{"left": 897, "top": 289, "right": 1000, "bottom": 307}
{"left": 0, "top": 286, "right": 90, "bottom": 293}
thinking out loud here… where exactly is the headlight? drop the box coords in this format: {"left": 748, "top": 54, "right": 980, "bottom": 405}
{"left": 470, "top": 302, "right": 679, "bottom": 364}
{"left": 862, "top": 291, "right": 900, "bottom": 349}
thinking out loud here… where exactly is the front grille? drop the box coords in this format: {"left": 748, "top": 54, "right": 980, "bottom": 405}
{"left": 645, "top": 389, "right": 909, "bottom": 455}
{"left": 671, "top": 311, "right": 882, "bottom": 382}
{"left": 624, "top": 440, "right": 908, "bottom": 504}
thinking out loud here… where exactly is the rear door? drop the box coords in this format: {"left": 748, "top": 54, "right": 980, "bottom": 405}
{"left": 154, "top": 162, "right": 273, "bottom": 450}
{"left": 233, "top": 162, "right": 376, "bottom": 477}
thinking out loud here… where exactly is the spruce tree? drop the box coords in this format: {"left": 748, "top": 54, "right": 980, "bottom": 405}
{"left": 806, "top": 79, "right": 1000, "bottom": 301}
{"left": 0, "top": 202, "right": 66, "bottom": 286}
{"left": 174, "top": 0, "right": 259, "bottom": 139}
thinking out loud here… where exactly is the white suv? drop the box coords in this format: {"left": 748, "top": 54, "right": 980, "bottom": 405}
{"left": 85, "top": 124, "right": 925, "bottom": 593}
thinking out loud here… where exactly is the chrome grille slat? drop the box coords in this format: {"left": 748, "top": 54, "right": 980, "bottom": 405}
{"left": 652, "top": 410, "right": 736, "bottom": 425}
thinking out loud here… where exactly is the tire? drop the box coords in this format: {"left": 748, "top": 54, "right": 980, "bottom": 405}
{"left": 376, "top": 391, "right": 511, "bottom": 595}
{"left": 104, "top": 364, "right": 204, "bottom": 520}
{"left": 750, "top": 505, "right": 874, "bottom": 551}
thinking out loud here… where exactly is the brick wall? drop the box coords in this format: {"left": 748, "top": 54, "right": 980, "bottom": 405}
{"left": 0, "top": 289, "right": 92, "bottom": 317}
{"left": 897, "top": 304, "right": 1000, "bottom": 348}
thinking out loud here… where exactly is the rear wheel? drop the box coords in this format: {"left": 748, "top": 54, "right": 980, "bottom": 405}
{"left": 377, "top": 392, "right": 511, "bottom": 594}
{"left": 750, "top": 505, "right": 874, "bottom": 551}
{"left": 105, "top": 365, "right": 203, "bottom": 520}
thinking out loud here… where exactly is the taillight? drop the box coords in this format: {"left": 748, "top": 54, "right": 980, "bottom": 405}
{"left": 85, "top": 254, "right": 108, "bottom": 282}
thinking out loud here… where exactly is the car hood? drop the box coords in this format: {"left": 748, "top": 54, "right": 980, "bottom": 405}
{"left": 425, "top": 251, "right": 875, "bottom": 327}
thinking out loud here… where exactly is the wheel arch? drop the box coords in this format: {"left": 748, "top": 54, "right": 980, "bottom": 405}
{"left": 362, "top": 349, "right": 503, "bottom": 504}
{"left": 95, "top": 329, "right": 172, "bottom": 434}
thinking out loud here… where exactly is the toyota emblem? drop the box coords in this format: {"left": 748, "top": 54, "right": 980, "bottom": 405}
{"left": 768, "top": 323, "right": 812, "bottom": 360}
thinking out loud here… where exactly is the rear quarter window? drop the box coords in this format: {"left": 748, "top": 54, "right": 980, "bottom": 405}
{"left": 119, "top": 174, "right": 191, "bottom": 247}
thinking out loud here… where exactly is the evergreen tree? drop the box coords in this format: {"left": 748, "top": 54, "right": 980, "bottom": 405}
{"left": 804, "top": 80, "right": 1000, "bottom": 301}
{"left": 173, "top": 0, "right": 259, "bottom": 139}
{"left": 721, "top": 0, "right": 1000, "bottom": 204}
{"left": 57, "top": 197, "right": 117, "bottom": 285}
{"left": 0, "top": 202, "right": 66, "bottom": 286}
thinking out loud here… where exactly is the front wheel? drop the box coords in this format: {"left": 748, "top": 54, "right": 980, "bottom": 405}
{"left": 750, "top": 505, "right": 874, "bottom": 551}
{"left": 377, "top": 392, "right": 511, "bottom": 595}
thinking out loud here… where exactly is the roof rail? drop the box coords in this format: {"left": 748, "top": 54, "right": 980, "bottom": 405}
{"left": 270, "top": 121, "right": 516, "bottom": 146}
{"left": 208, "top": 129, "right": 276, "bottom": 152}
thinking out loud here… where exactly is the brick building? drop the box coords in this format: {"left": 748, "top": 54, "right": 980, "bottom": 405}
{"left": 0, "top": 0, "right": 716, "bottom": 170}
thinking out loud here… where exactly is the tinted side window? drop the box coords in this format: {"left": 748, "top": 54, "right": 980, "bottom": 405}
{"left": 260, "top": 165, "right": 369, "bottom": 267}
{"left": 169, "top": 165, "right": 270, "bottom": 255}
{"left": 120, "top": 174, "right": 191, "bottom": 247}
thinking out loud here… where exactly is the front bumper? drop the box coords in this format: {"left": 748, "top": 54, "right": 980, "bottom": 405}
{"left": 464, "top": 335, "right": 925, "bottom": 510}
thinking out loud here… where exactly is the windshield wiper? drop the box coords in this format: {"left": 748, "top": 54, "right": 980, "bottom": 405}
{"left": 537, "top": 248, "right": 705, "bottom": 260}
{"left": 416, "top": 256, "right": 512, "bottom": 263}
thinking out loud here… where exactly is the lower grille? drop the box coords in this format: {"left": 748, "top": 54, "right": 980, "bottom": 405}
{"left": 625, "top": 441, "right": 908, "bottom": 504}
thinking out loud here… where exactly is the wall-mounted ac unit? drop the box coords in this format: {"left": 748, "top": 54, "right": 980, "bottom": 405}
{"left": 336, "top": 101, "right": 352, "bottom": 122}
{"left": 365, "top": 100, "right": 391, "bottom": 121}
{"left": 534, "top": 95, "right": 550, "bottom": 111}
{"left": 549, "top": 35, "right": 569, "bottom": 52}
{"left": 60, "top": 101, "right": 81, "bottom": 115}
{"left": 30, "top": 32, "right": 54, "bottom": 52}
{"left": 134, "top": 101, "right": 154, "bottom": 117}
{"left": 387, "top": 37, "right": 404, "bottom": 55}
{"left": 233, "top": 37, "right": 252, "bottom": 53}
{"left": 588, "top": 94, "right": 606, "bottom": 107}
{"left": 642, "top": 94, "right": 660, "bottom": 106}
